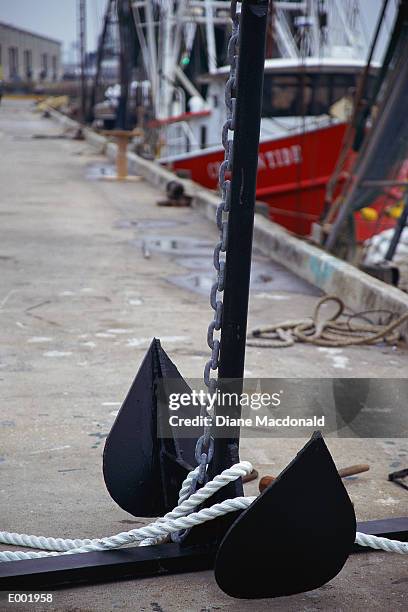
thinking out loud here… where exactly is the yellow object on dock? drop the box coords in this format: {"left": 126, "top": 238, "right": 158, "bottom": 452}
{"left": 360, "top": 207, "right": 379, "bottom": 222}
{"left": 388, "top": 203, "right": 404, "bottom": 219}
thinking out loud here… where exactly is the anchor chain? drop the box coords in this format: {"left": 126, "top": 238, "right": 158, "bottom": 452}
{"left": 195, "top": 0, "right": 241, "bottom": 483}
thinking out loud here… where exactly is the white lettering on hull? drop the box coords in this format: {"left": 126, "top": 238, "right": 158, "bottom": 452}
{"left": 259, "top": 144, "right": 303, "bottom": 170}
{"left": 206, "top": 144, "right": 302, "bottom": 180}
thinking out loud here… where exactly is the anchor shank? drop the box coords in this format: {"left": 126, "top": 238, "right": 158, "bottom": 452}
{"left": 212, "top": 0, "right": 268, "bottom": 479}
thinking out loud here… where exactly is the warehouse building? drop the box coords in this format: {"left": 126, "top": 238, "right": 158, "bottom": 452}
{"left": 0, "top": 22, "right": 61, "bottom": 83}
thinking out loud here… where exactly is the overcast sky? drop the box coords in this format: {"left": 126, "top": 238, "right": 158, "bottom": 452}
{"left": 0, "top": 0, "right": 397, "bottom": 63}
{"left": 0, "top": 0, "right": 107, "bottom": 62}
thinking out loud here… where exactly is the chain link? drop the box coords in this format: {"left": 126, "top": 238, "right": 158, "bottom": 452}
{"left": 171, "top": 2, "right": 240, "bottom": 513}
{"left": 204, "top": 0, "right": 239, "bottom": 394}
{"left": 195, "top": 0, "right": 241, "bottom": 481}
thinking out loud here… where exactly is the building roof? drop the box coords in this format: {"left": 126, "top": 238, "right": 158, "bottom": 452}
{"left": 0, "top": 21, "right": 61, "bottom": 46}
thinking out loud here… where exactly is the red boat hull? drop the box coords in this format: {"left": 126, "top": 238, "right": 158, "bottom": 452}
{"left": 168, "top": 122, "right": 394, "bottom": 242}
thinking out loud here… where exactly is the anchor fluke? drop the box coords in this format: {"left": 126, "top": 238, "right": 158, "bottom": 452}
{"left": 103, "top": 338, "right": 199, "bottom": 517}
{"left": 214, "top": 432, "right": 356, "bottom": 598}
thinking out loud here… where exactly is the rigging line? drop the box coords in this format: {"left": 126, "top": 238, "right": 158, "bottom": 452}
{"left": 306, "top": 23, "right": 324, "bottom": 225}
{"left": 348, "top": 0, "right": 369, "bottom": 51}
{"left": 170, "top": 0, "right": 189, "bottom": 71}
{"left": 294, "top": 3, "right": 309, "bottom": 226}
{"left": 323, "top": 0, "right": 391, "bottom": 222}
{"left": 130, "top": 4, "right": 153, "bottom": 80}
{"left": 92, "top": 0, "right": 102, "bottom": 49}
{"left": 383, "top": 0, "right": 394, "bottom": 37}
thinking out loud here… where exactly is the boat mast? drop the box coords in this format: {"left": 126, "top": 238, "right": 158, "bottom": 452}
{"left": 145, "top": 1, "right": 158, "bottom": 114}
{"left": 87, "top": 0, "right": 116, "bottom": 124}
{"left": 204, "top": 0, "right": 218, "bottom": 73}
{"left": 160, "top": 1, "right": 174, "bottom": 119}
{"left": 77, "top": 0, "right": 87, "bottom": 122}
{"left": 323, "top": 0, "right": 368, "bottom": 59}
{"left": 131, "top": 2, "right": 159, "bottom": 116}
{"left": 270, "top": 1, "right": 368, "bottom": 60}
{"left": 116, "top": 0, "right": 135, "bottom": 129}
{"left": 129, "top": 1, "right": 368, "bottom": 127}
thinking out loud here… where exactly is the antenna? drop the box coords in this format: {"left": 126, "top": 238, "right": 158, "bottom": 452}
{"left": 77, "top": 0, "right": 87, "bottom": 123}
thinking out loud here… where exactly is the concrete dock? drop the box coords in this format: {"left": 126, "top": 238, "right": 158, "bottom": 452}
{"left": 0, "top": 99, "right": 407, "bottom": 610}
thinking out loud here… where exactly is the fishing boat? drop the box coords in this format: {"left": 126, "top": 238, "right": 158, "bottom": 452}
{"left": 92, "top": 1, "right": 388, "bottom": 238}
{"left": 162, "top": 57, "right": 377, "bottom": 237}
{"left": 132, "top": 1, "right": 387, "bottom": 237}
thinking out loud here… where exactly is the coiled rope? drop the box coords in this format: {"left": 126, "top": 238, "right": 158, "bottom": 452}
{"left": 248, "top": 296, "right": 408, "bottom": 348}
{"left": 0, "top": 461, "right": 407, "bottom": 562}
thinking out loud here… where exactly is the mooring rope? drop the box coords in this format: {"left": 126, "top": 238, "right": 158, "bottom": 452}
{"left": 0, "top": 461, "right": 407, "bottom": 562}
{"left": 248, "top": 296, "right": 408, "bottom": 348}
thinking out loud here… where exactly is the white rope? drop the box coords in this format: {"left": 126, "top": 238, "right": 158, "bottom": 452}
{"left": 1, "top": 460, "right": 407, "bottom": 562}
{"left": 355, "top": 532, "right": 408, "bottom": 554}
{"left": 0, "top": 462, "right": 254, "bottom": 561}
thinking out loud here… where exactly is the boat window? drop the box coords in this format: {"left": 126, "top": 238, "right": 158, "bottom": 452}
{"left": 200, "top": 125, "right": 207, "bottom": 149}
{"left": 261, "top": 72, "right": 375, "bottom": 117}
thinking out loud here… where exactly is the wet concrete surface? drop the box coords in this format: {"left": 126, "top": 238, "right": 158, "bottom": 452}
{"left": 0, "top": 99, "right": 407, "bottom": 611}
{"left": 130, "top": 234, "right": 320, "bottom": 296}
{"left": 85, "top": 161, "right": 117, "bottom": 180}
{"left": 115, "top": 218, "right": 184, "bottom": 230}
{"left": 169, "top": 253, "right": 320, "bottom": 296}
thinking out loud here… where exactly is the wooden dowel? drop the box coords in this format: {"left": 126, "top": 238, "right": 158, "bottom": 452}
{"left": 259, "top": 464, "right": 369, "bottom": 493}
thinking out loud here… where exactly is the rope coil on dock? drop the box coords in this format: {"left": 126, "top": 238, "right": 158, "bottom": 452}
{"left": 1, "top": 460, "right": 407, "bottom": 562}
{"left": 248, "top": 296, "right": 408, "bottom": 348}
